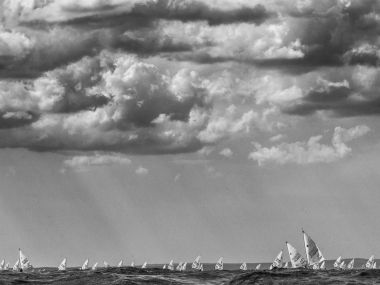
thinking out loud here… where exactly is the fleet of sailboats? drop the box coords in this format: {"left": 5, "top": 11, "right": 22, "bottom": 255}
{"left": 5, "top": 234, "right": 380, "bottom": 272}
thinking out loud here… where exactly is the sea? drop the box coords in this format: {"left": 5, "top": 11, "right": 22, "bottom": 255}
{"left": 3, "top": 260, "right": 380, "bottom": 284}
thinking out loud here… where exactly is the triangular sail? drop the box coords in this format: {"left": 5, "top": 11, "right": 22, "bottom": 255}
{"left": 255, "top": 264, "right": 261, "bottom": 270}
{"left": 286, "top": 242, "right": 307, "bottom": 268}
{"left": 339, "top": 261, "right": 346, "bottom": 269}
{"left": 12, "top": 260, "right": 20, "bottom": 271}
{"left": 141, "top": 262, "right": 147, "bottom": 269}
{"left": 58, "top": 258, "right": 66, "bottom": 271}
{"left": 320, "top": 261, "right": 326, "bottom": 270}
{"left": 192, "top": 256, "right": 201, "bottom": 269}
{"left": 19, "top": 249, "right": 32, "bottom": 270}
{"left": 117, "top": 260, "right": 123, "bottom": 268}
{"left": 163, "top": 264, "right": 166, "bottom": 269}
{"left": 92, "top": 262, "right": 98, "bottom": 270}
{"left": 199, "top": 264, "right": 203, "bottom": 271}
{"left": 4, "top": 263, "right": 9, "bottom": 270}
{"left": 176, "top": 262, "right": 183, "bottom": 271}
{"left": 284, "top": 262, "right": 289, "bottom": 268}
{"left": 240, "top": 262, "right": 247, "bottom": 271}
{"left": 373, "top": 262, "right": 377, "bottom": 269}
{"left": 130, "top": 261, "right": 135, "bottom": 267}
{"left": 347, "top": 259, "right": 354, "bottom": 269}
{"left": 81, "top": 259, "right": 89, "bottom": 270}
{"left": 215, "top": 257, "right": 223, "bottom": 270}
{"left": 334, "top": 256, "right": 342, "bottom": 268}
{"left": 271, "top": 250, "right": 283, "bottom": 269}
{"left": 366, "top": 255, "right": 375, "bottom": 269}
{"left": 182, "top": 262, "right": 187, "bottom": 271}
{"left": 168, "top": 260, "right": 174, "bottom": 271}
{"left": 303, "top": 230, "right": 325, "bottom": 266}
{"left": 103, "top": 261, "right": 109, "bottom": 268}
{"left": 0, "top": 259, "right": 4, "bottom": 270}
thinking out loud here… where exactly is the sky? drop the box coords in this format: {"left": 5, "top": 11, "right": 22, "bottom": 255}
{"left": 0, "top": 0, "right": 380, "bottom": 267}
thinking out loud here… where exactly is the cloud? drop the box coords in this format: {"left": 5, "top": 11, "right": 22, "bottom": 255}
{"left": 63, "top": 152, "right": 132, "bottom": 171}
{"left": 219, "top": 148, "right": 233, "bottom": 158}
{"left": 135, "top": 166, "right": 148, "bottom": 175}
{"left": 249, "top": 125, "right": 370, "bottom": 165}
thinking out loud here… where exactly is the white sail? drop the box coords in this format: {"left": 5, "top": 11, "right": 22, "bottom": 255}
{"left": 255, "top": 264, "right": 261, "bottom": 270}
{"left": 347, "top": 259, "right": 354, "bottom": 269}
{"left": 0, "top": 259, "right": 5, "bottom": 270}
{"left": 365, "top": 255, "right": 375, "bottom": 269}
{"left": 103, "top": 261, "right": 109, "bottom": 268}
{"left": 130, "top": 261, "right": 135, "bottom": 267}
{"left": 271, "top": 250, "right": 283, "bottom": 269}
{"left": 12, "top": 260, "right": 20, "bottom": 271}
{"left": 373, "top": 262, "right": 377, "bottom": 269}
{"left": 117, "top": 260, "right": 123, "bottom": 268}
{"left": 168, "top": 260, "right": 174, "bottom": 271}
{"left": 320, "top": 261, "right": 326, "bottom": 270}
{"left": 312, "top": 263, "right": 319, "bottom": 270}
{"left": 4, "top": 263, "right": 9, "bottom": 270}
{"left": 199, "top": 264, "right": 203, "bottom": 271}
{"left": 284, "top": 262, "right": 289, "bottom": 268}
{"left": 19, "top": 249, "right": 32, "bottom": 270}
{"left": 141, "top": 261, "right": 147, "bottom": 269}
{"left": 81, "top": 259, "right": 89, "bottom": 270}
{"left": 92, "top": 262, "right": 98, "bottom": 270}
{"left": 163, "top": 264, "right": 166, "bottom": 269}
{"left": 58, "top": 258, "right": 67, "bottom": 271}
{"left": 240, "top": 262, "right": 247, "bottom": 271}
{"left": 215, "top": 257, "right": 223, "bottom": 270}
{"left": 182, "top": 262, "right": 187, "bottom": 271}
{"left": 334, "top": 256, "right": 342, "bottom": 268}
{"left": 339, "top": 261, "right": 346, "bottom": 269}
{"left": 286, "top": 242, "right": 307, "bottom": 268}
{"left": 192, "top": 256, "right": 201, "bottom": 269}
{"left": 176, "top": 262, "right": 183, "bottom": 271}
{"left": 303, "top": 230, "right": 325, "bottom": 266}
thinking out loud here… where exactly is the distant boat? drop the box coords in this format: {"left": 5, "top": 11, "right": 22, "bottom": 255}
{"left": 240, "top": 262, "right": 247, "bottom": 271}
{"left": 182, "top": 262, "right": 187, "bottom": 271}
{"left": 347, "top": 259, "right": 354, "bottom": 269}
{"left": 130, "top": 261, "right": 135, "bottom": 267}
{"left": 4, "top": 263, "right": 9, "bottom": 270}
{"left": 141, "top": 262, "right": 147, "bottom": 269}
{"left": 320, "top": 261, "right": 326, "bottom": 270}
{"left": 215, "top": 257, "right": 223, "bottom": 270}
{"left": 19, "top": 249, "right": 33, "bottom": 271}
{"left": 333, "top": 256, "right": 342, "bottom": 269}
{"left": 117, "top": 260, "right": 123, "bottom": 268}
{"left": 81, "top": 259, "right": 89, "bottom": 270}
{"left": 286, "top": 242, "right": 307, "bottom": 268}
{"left": 176, "top": 262, "right": 183, "bottom": 271}
{"left": 255, "top": 264, "right": 261, "bottom": 270}
{"left": 58, "top": 258, "right": 67, "bottom": 271}
{"left": 0, "top": 260, "right": 4, "bottom": 270}
{"left": 271, "top": 250, "right": 283, "bottom": 269}
{"left": 284, "top": 262, "right": 289, "bottom": 268}
{"left": 168, "top": 260, "right": 174, "bottom": 271}
{"left": 302, "top": 230, "right": 325, "bottom": 268}
{"left": 339, "top": 261, "right": 346, "bottom": 270}
{"left": 12, "top": 260, "right": 20, "bottom": 271}
{"left": 92, "top": 262, "right": 98, "bottom": 270}
{"left": 163, "top": 264, "right": 167, "bottom": 269}
{"left": 365, "top": 255, "right": 375, "bottom": 269}
{"left": 103, "top": 261, "right": 109, "bottom": 268}
{"left": 373, "top": 262, "right": 377, "bottom": 269}
{"left": 192, "top": 256, "right": 202, "bottom": 271}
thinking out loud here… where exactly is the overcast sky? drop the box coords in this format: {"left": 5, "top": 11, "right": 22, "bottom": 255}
{"left": 0, "top": 0, "right": 380, "bottom": 267}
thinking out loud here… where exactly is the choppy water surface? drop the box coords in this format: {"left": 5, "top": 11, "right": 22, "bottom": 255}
{"left": 3, "top": 267, "right": 380, "bottom": 284}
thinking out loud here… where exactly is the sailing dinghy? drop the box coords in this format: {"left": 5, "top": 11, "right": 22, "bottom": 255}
{"left": 182, "top": 262, "right": 187, "bottom": 271}
{"left": 117, "top": 260, "right": 123, "bottom": 268}
{"left": 92, "top": 262, "right": 98, "bottom": 270}
{"left": 141, "top": 262, "right": 147, "bottom": 269}
{"left": 168, "top": 260, "right": 174, "bottom": 271}
{"left": 286, "top": 242, "right": 307, "bottom": 268}
{"left": 58, "top": 258, "right": 67, "bottom": 271}
{"left": 19, "top": 249, "right": 33, "bottom": 271}
{"left": 130, "top": 261, "right": 135, "bottom": 267}
{"left": 215, "top": 257, "right": 223, "bottom": 270}
{"left": 240, "top": 262, "right": 247, "bottom": 271}
{"left": 303, "top": 230, "right": 325, "bottom": 268}
{"left": 163, "top": 264, "right": 167, "bottom": 269}
{"left": 339, "top": 261, "right": 346, "bottom": 270}
{"left": 255, "top": 264, "right": 261, "bottom": 270}
{"left": 373, "top": 262, "right": 377, "bottom": 269}
{"left": 12, "top": 260, "right": 20, "bottom": 271}
{"left": 192, "top": 256, "right": 202, "bottom": 271}
{"left": 103, "top": 261, "right": 110, "bottom": 268}
{"left": 0, "top": 260, "right": 4, "bottom": 270}
{"left": 365, "top": 255, "right": 375, "bottom": 269}
{"left": 333, "top": 257, "right": 342, "bottom": 269}
{"left": 81, "top": 259, "right": 89, "bottom": 270}
{"left": 271, "top": 250, "right": 283, "bottom": 269}
{"left": 320, "top": 261, "right": 326, "bottom": 270}
{"left": 347, "top": 259, "right": 354, "bottom": 269}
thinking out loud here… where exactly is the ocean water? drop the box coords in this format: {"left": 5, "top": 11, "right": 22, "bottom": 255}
{"left": 3, "top": 261, "right": 380, "bottom": 285}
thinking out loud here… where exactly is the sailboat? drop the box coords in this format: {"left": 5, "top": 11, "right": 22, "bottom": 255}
{"left": 130, "top": 261, "right": 135, "bottom": 267}
{"left": 81, "top": 259, "right": 89, "bottom": 270}
{"left": 199, "top": 264, "right": 204, "bottom": 271}
{"left": 176, "top": 262, "right": 183, "bottom": 271}
{"left": 103, "top": 261, "right": 110, "bottom": 268}
{"left": 92, "top": 262, "right": 98, "bottom": 270}
{"left": 347, "top": 259, "right": 354, "bottom": 269}
{"left": 312, "top": 263, "right": 320, "bottom": 270}
{"left": 182, "top": 262, "right": 187, "bottom": 271}
{"left": 141, "top": 262, "right": 147, "bottom": 269}
{"left": 320, "top": 261, "right": 326, "bottom": 270}
{"left": 58, "top": 258, "right": 67, "bottom": 271}
{"left": 271, "top": 250, "right": 283, "bottom": 269}
{"left": 365, "top": 255, "right": 375, "bottom": 269}
{"left": 215, "top": 257, "right": 223, "bottom": 270}
{"left": 0, "top": 260, "right": 5, "bottom": 270}
{"left": 303, "top": 230, "right": 325, "bottom": 268}
{"left": 168, "top": 260, "right": 174, "bottom": 271}
{"left": 240, "top": 262, "right": 247, "bottom": 271}
{"left": 286, "top": 242, "right": 307, "bottom": 268}
{"left": 117, "top": 260, "right": 123, "bottom": 268}
{"left": 4, "top": 263, "right": 9, "bottom": 270}
{"left": 284, "top": 262, "right": 289, "bottom": 268}
{"left": 339, "top": 261, "right": 346, "bottom": 270}
{"left": 333, "top": 256, "right": 342, "bottom": 269}
{"left": 255, "top": 264, "right": 261, "bottom": 270}
{"left": 192, "top": 256, "right": 202, "bottom": 271}
{"left": 19, "top": 249, "right": 33, "bottom": 271}
{"left": 12, "top": 260, "right": 20, "bottom": 271}
{"left": 373, "top": 262, "right": 377, "bottom": 269}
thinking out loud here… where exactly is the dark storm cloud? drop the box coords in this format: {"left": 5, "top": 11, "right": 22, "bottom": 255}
{"left": 0, "top": 111, "right": 39, "bottom": 129}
